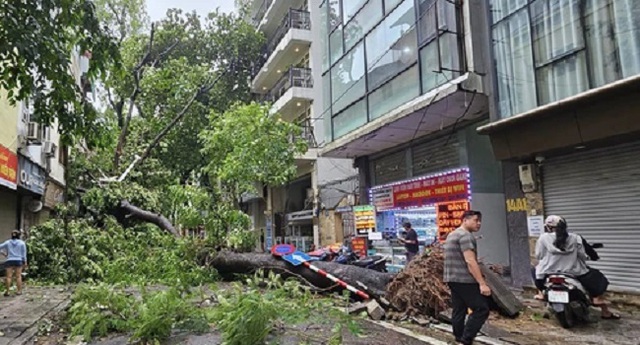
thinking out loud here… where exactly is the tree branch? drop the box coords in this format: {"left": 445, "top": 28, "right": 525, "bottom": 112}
{"left": 119, "top": 200, "right": 180, "bottom": 237}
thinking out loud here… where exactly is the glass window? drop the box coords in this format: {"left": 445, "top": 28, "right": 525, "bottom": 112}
{"left": 368, "top": 65, "right": 420, "bottom": 120}
{"left": 419, "top": 32, "right": 461, "bottom": 93}
{"left": 343, "top": 0, "right": 367, "bottom": 23}
{"left": 531, "top": 0, "right": 584, "bottom": 67}
{"left": 344, "top": 0, "right": 383, "bottom": 50}
{"left": 328, "top": 0, "right": 342, "bottom": 29}
{"left": 536, "top": 52, "right": 588, "bottom": 105}
{"left": 323, "top": 72, "right": 331, "bottom": 113}
{"left": 323, "top": 108, "right": 333, "bottom": 143}
{"left": 612, "top": 0, "right": 640, "bottom": 78}
{"left": 385, "top": 0, "right": 403, "bottom": 13}
{"left": 331, "top": 42, "right": 366, "bottom": 113}
{"left": 320, "top": 1, "right": 329, "bottom": 72}
{"left": 366, "top": 0, "right": 417, "bottom": 90}
{"left": 332, "top": 99, "right": 367, "bottom": 139}
{"left": 418, "top": 0, "right": 458, "bottom": 45}
{"left": 329, "top": 25, "right": 344, "bottom": 65}
{"left": 492, "top": 8, "right": 536, "bottom": 118}
{"left": 584, "top": 0, "right": 620, "bottom": 87}
{"left": 489, "top": 0, "right": 528, "bottom": 24}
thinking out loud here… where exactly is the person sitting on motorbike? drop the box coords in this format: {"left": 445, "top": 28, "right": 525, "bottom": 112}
{"left": 535, "top": 215, "right": 620, "bottom": 320}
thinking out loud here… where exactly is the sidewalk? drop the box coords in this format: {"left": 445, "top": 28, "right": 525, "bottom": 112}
{"left": 0, "top": 286, "right": 72, "bottom": 345}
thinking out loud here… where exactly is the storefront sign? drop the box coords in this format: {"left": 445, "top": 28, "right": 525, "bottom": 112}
{"left": 44, "top": 181, "right": 65, "bottom": 209}
{"left": 265, "top": 218, "right": 273, "bottom": 250}
{"left": 354, "top": 205, "right": 376, "bottom": 235}
{"left": 351, "top": 236, "right": 368, "bottom": 258}
{"left": 371, "top": 187, "right": 394, "bottom": 210}
{"left": 436, "top": 200, "right": 470, "bottom": 241}
{"left": 335, "top": 206, "right": 352, "bottom": 213}
{"left": 0, "top": 144, "right": 18, "bottom": 190}
{"left": 18, "top": 155, "right": 46, "bottom": 195}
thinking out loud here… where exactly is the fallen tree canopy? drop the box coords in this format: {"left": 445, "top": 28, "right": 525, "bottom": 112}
{"left": 202, "top": 251, "right": 394, "bottom": 298}
{"left": 119, "top": 200, "right": 179, "bottom": 237}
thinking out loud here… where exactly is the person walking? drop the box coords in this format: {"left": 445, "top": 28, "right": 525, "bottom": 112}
{"left": 444, "top": 210, "right": 490, "bottom": 345}
{"left": 399, "top": 222, "right": 419, "bottom": 263}
{"left": 0, "top": 230, "right": 28, "bottom": 296}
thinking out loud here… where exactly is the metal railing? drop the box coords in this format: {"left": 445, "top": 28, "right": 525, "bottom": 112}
{"left": 251, "top": 0, "right": 273, "bottom": 27}
{"left": 295, "top": 120, "right": 318, "bottom": 148}
{"left": 251, "top": 9, "right": 311, "bottom": 79}
{"left": 262, "top": 67, "right": 313, "bottom": 103}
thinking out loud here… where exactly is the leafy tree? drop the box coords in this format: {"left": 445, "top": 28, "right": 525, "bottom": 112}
{"left": 0, "top": 0, "right": 120, "bottom": 144}
{"left": 200, "top": 102, "right": 308, "bottom": 204}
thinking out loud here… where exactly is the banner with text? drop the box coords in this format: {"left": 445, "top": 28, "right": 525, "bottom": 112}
{"left": 391, "top": 170, "right": 470, "bottom": 208}
{"left": 0, "top": 144, "right": 18, "bottom": 190}
{"left": 436, "top": 200, "right": 470, "bottom": 241}
{"left": 353, "top": 205, "right": 376, "bottom": 235}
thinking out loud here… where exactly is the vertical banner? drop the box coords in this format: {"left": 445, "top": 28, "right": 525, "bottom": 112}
{"left": 351, "top": 236, "right": 368, "bottom": 258}
{"left": 265, "top": 217, "right": 273, "bottom": 251}
{"left": 436, "top": 200, "right": 470, "bottom": 241}
{"left": 0, "top": 144, "right": 18, "bottom": 190}
{"left": 353, "top": 205, "right": 376, "bottom": 236}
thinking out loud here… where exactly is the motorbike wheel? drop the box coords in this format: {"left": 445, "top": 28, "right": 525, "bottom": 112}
{"left": 555, "top": 308, "right": 575, "bottom": 329}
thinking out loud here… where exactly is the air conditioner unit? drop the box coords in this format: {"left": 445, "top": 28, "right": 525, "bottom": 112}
{"left": 43, "top": 141, "right": 57, "bottom": 157}
{"left": 27, "top": 122, "right": 40, "bottom": 142}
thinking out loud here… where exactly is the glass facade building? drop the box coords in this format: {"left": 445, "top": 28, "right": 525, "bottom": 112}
{"left": 320, "top": 0, "right": 465, "bottom": 143}
{"left": 490, "top": 0, "right": 640, "bottom": 119}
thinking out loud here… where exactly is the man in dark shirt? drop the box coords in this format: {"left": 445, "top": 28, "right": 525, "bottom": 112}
{"left": 399, "top": 222, "right": 419, "bottom": 262}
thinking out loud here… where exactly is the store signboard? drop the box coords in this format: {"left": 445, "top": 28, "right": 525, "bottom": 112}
{"left": 265, "top": 218, "right": 273, "bottom": 250}
{"left": 18, "top": 155, "right": 46, "bottom": 195}
{"left": 371, "top": 187, "right": 394, "bottom": 210}
{"left": 392, "top": 170, "right": 469, "bottom": 209}
{"left": 0, "top": 144, "right": 18, "bottom": 190}
{"left": 354, "top": 205, "right": 376, "bottom": 235}
{"left": 351, "top": 236, "right": 368, "bottom": 258}
{"left": 436, "top": 200, "right": 470, "bottom": 241}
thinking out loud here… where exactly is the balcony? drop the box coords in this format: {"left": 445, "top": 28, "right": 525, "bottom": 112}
{"left": 251, "top": 9, "right": 312, "bottom": 92}
{"left": 251, "top": 0, "right": 273, "bottom": 27}
{"left": 262, "top": 67, "right": 314, "bottom": 121}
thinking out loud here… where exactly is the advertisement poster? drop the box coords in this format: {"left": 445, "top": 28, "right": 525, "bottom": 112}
{"left": 370, "top": 187, "right": 394, "bottom": 210}
{"left": 265, "top": 218, "right": 273, "bottom": 250}
{"left": 392, "top": 170, "right": 469, "bottom": 208}
{"left": 0, "top": 144, "right": 18, "bottom": 190}
{"left": 351, "top": 236, "right": 367, "bottom": 258}
{"left": 354, "top": 205, "right": 376, "bottom": 235}
{"left": 436, "top": 200, "right": 470, "bottom": 241}
{"left": 527, "top": 215, "right": 544, "bottom": 237}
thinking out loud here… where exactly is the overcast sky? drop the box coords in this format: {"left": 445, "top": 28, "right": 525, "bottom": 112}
{"left": 146, "top": 0, "right": 236, "bottom": 21}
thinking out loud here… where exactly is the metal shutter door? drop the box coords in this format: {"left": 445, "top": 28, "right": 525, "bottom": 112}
{"left": 543, "top": 141, "right": 640, "bottom": 292}
{"left": 412, "top": 134, "right": 461, "bottom": 177}
{"left": 0, "top": 189, "right": 17, "bottom": 239}
{"left": 372, "top": 150, "right": 407, "bottom": 185}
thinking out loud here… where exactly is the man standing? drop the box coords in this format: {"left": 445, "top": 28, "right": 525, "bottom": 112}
{"left": 444, "top": 210, "right": 490, "bottom": 345}
{"left": 399, "top": 222, "right": 419, "bottom": 262}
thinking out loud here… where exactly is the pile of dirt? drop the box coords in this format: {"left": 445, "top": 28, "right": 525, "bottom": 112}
{"left": 385, "top": 247, "right": 450, "bottom": 317}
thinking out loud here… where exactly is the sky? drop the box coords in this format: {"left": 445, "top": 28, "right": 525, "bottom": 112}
{"left": 146, "top": 0, "right": 236, "bottom": 21}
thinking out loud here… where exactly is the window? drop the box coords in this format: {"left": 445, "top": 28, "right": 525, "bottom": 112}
{"left": 332, "top": 99, "right": 367, "bottom": 139}
{"left": 365, "top": 0, "right": 417, "bottom": 90}
{"left": 492, "top": 8, "right": 537, "bottom": 117}
{"left": 490, "top": 0, "right": 528, "bottom": 23}
{"left": 343, "top": 0, "right": 367, "bottom": 23}
{"left": 331, "top": 42, "right": 366, "bottom": 113}
{"left": 323, "top": 108, "right": 333, "bottom": 143}
{"left": 418, "top": 0, "right": 459, "bottom": 45}
{"left": 612, "top": 0, "right": 640, "bottom": 78}
{"left": 344, "top": 0, "right": 383, "bottom": 50}
{"left": 384, "top": 0, "right": 403, "bottom": 13}
{"left": 368, "top": 65, "right": 419, "bottom": 120}
{"left": 328, "top": 0, "right": 341, "bottom": 29}
{"left": 329, "top": 25, "right": 344, "bottom": 65}
{"left": 584, "top": 0, "right": 619, "bottom": 87}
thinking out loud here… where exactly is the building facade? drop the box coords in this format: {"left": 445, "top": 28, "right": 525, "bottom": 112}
{"left": 318, "top": 0, "right": 511, "bottom": 269}
{"left": 480, "top": 0, "right": 640, "bottom": 291}
{"left": 244, "top": 0, "right": 359, "bottom": 251}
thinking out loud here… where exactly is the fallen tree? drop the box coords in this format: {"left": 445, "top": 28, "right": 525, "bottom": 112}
{"left": 201, "top": 251, "right": 394, "bottom": 298}
{"left": 119, "top": 200, "right": 180, "bottom": 237}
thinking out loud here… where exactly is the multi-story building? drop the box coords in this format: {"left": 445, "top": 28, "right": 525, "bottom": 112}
{"left": 244, "top": 0, "right": 359, "bottom": 251}
{"left": 479, "top": 0, "right": 640, "bottom": 291}
{"left": 317, "top": 0, "right": 511, "bottom": 269}
{"left": 0, "top": 49, "right": 89, "bottom": 238}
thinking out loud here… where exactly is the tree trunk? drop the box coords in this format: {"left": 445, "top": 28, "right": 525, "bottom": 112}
{"left": 202, "top": 251, "right": 394, "bottom": 298}
{"left": 119, "top": 200, "right": 180, "bottom": 237}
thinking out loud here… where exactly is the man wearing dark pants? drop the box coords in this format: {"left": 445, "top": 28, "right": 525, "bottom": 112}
{"left": 444, "top": 210, "right": 491, "bottom": 345}
{"left": 399, "top": 222, "right": 419, "bottom": 262}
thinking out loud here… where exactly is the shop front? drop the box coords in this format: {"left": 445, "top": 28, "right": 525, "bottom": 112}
{"left": 365, "top": 168, "right": 472, "bottom": 270}
{"left": 284, "top": 209, "right": 314, "bottom": 251}
{"left": 0, "top": 144, "right": 18, "bottom": 239}
{"left": 17, "top": 155, "right": 47, "bottom": 233}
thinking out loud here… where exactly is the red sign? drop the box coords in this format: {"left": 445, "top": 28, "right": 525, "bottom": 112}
{"left": 437, "top": 200, "right": 470, "bottom": 241}
{"left": 271, "top": 244, "right": 296, "bottom": 257}
{"left": 0, "top": 144, "right": 18, "bottom": 190}
{"left": 391, "top": 170, "right": 469, "bottom": 208}
{"left": 351, "top": 237, "right": 368, "bottom": 258}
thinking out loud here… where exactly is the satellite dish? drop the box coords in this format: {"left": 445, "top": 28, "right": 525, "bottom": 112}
{"left": 28, "top": 199, "right": 43, "bottom": 213}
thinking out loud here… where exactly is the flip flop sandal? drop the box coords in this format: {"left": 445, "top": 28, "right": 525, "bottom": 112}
{"left": 602, "top": 313, "right": 621, "bottom": 320}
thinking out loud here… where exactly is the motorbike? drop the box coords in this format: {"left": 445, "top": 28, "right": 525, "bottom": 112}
{"left": 334, "top": 246, "right": 387, "bottom": 272}
{"left": 544, "top": 242, "right": 603, "bottom": 328}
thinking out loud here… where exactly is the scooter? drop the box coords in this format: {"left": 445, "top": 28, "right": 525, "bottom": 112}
{"left": 544, "top": 242, "right": 604, "bottom": 328}
{"left": 334, "top": 247, "right": 387, "bottom": 272}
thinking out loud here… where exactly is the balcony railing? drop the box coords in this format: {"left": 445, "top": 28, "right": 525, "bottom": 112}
{"left": 251, "top": 9, "right": 311, "bottom": 79}
{"left": 251, "top": 0, "right": 273, "bottom": 27}
{"left": 261, "top": 67, "right": 313, "bottom": 103}
{"left": 294, "top": 120, "right": 318, "bottom": 149}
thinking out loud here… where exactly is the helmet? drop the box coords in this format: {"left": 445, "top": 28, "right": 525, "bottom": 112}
{"left": 544, "top": 215, "right": 567, "bottom": 231}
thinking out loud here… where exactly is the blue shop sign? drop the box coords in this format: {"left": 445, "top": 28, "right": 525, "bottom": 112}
{"left": 18, "top": 155, "right": 46, "bottom": 195}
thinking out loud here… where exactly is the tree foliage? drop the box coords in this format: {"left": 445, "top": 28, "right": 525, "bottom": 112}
{"left": 0, "top": 0, "right": 120, "bottom": 143}
{"left": 200, "top": 102, "right": 308, "bottom": 202}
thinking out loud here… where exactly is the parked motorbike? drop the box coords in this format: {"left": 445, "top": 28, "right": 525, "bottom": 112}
{"left": 334, "top": 247, "right": 387, "bottom": 272}
{"left": 544, "top": 242, "right": 603, "bottom": 328}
